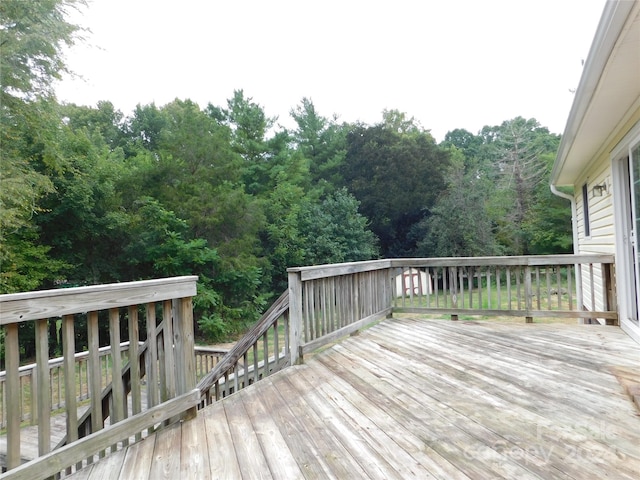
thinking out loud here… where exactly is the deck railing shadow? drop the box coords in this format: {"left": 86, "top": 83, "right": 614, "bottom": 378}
{"left": 0, "top": 254, "right": 617, "bottom": 479}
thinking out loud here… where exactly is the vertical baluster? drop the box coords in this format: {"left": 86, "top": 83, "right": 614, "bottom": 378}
{"left": 557, "top": 266, "right": 563, "bottom": 310}
{"left": 253, "top": 343, "right": 259, "bottom": 384}
{"left": 109, "top": 308, "right": 125, "bottom": 451}
{"left": 589, "top": 263, "right": 596, "bottom": 312}
{"left": 128, "top": 306, "right": 141, "bottom": 441}
{"left": 263, "top": 331, "right": 269, "bottom": 377}
{"left": 516, "top": 266, "right": 522, "bottom": 310}
{"left": 175, "top": 297, "right": 196, "bottom": 419}
{"left": 477, "top": 267, "right": 482, "bottom": 309}
{"left": 546, "top": 267, "right": 552, "bottom": 309}
{"left": 486, "top": 267, "right": 492, "bottom": 310}
{"left": 31, "top": 319, "right": 50, "bottom": 455}
{"left": 433, "top": 268, "right": 439, "bottom": 308}
{"left": 329, "top": 276, "right": 337, "bottom": 331}
{"left": 467, "top": 267, "right": 476, "bottom": 308}
{"left": 496, "top": 266, "right": 502, "bottom": 310}
{"left": 506, "top": 267, "right": 512, "bottom": 310}
{"left": 5, "top": 323, "right": 20, "bottom": 470}
{"left": 162, "top": 300, "right": 176, "bottom": 401}
{"left": 525, "top": 266, "right": 533, "bottom": 323}
{"left": 243, "top": 351, "right": 249, "bottom": 390}
{"left": 273, "top": 318, "right": 280, "bottom": 367}
{"left": 535, "top": 267, "right": 541, "bottom": 309}
{"left": 62, "top": 314, "right": 80, "bottom": 472}
{"left": 87, "top": 310, "right": 103, "bottom": 461}
{"left": 567, "top": 264, "right": 573, "bottom": 310}
{"left": 146, "top": 303, "right": 159, "bottom": 411}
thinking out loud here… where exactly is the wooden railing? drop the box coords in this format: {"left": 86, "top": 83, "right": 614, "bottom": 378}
{"left": 287, "top": 254, "right": 617, "bottom": 362}
{"left": 197, "top": 291, "right": 290, "bottom": 404}
{"left": 388, "top": 255, "right": 617, "bottom": 322}
{"left": 0, "top": 276, "right": 199, "bottom": 479}
{"left": 0, "top": 254, "right": 618, "bottom": 478}
{"left": 194, "top": 346, "right": 229, "bottom": 380}
{"left": 0, "top": 342, "right": 137, "bottom": 430}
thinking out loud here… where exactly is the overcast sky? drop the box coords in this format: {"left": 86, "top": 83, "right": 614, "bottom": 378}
{"left": 55, "top": 0, "right": 606, "bottom": 141}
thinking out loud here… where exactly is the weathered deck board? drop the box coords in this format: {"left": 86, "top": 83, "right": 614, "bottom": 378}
{"left": 64, "top": 317, "right": 640, "bottom": 480}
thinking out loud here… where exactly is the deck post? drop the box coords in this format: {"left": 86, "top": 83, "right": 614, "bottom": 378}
{"left": 288, "top": 271, "right": 303, "bottom": 365}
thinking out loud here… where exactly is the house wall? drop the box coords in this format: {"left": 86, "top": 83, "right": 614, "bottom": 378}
{"left": 573, "top": 108, "right": 640, "bottom": 339}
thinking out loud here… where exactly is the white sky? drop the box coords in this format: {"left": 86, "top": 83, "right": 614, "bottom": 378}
{"left": 55, "top": 0, "right": 606, "bottom": 142}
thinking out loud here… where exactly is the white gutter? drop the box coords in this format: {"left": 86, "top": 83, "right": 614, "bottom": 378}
{"left": 549, "top": 185, "right": 579, "bottom": 254}
{"left": 550, "top": 184, "right": 583, "bottom": 315}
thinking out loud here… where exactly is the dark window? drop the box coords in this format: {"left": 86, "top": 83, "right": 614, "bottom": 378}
{"left": 582, "top": 183, "right": 590, "bottom": 237}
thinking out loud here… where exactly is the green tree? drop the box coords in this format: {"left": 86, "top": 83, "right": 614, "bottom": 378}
{"left": 0, "top": 0, "right": 84, "bottom": 108}
{"left": 299, "top": 188, "right": 379, "bottom": 265}
{"left": 35, "top": 122, "right": 129, "bottom": 285}
{"left": 485, "top": 117, "right": 560, "bottom": 255}
{"left": 207, "top": 90, "right": 280, "bottom": 194}
{"left": 290, "top": 98, "right": 346, "bottom": 189}
{"left": 341, "top": 120, "right": 451, "bottom": 256}
{"left": 0, "top": 0, "right": 84, "bottom": 292}
{"left": 60, "top": 101, "right": 126, "bottom": 151}
{"left": 412, "top": 148, "right": 500, "bottom": 257}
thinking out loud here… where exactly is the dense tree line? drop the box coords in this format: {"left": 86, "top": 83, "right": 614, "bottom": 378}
{"left": 1, "top": 0, "right": 572, "bottom": 348}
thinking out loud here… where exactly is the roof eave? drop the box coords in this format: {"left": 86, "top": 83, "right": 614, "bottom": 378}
{"left": 551, "top": 0, "right": 635, "bottom": 186}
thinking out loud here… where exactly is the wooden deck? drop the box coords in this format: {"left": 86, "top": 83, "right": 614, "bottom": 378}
{"left": 67, "top": 316, "right": 639, "bottom": 480}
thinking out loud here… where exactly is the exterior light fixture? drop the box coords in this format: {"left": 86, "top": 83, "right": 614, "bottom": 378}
{"left": 592, "top": 183, "right": 607, "bottom": 197}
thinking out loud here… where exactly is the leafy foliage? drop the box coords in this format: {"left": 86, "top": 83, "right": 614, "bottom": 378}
{"left": 0, "top": 3, "right": 573, "bottom": 345}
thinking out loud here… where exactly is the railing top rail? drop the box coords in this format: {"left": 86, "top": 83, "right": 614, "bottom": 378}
{"left": 389, "top": 254, "right": 615, "bottom": 268}
{"left": 0, "top": 275, "right": 198, "bottom": 325}
{"left": 286, "top": 255, "right": 614, "bottom": 282}
{"left": 288, "top": 259, "right": 391, "bottom": 281}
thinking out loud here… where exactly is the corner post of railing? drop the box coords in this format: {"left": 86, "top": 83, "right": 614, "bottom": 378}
{"left": 525, "top": 265, "right": 533, "bottom": 323}
{"left": 174, "top": 295, "right": 197, "bottom": 420}
{"left": 288, "top": 270, "right": 303, "bottom": 365}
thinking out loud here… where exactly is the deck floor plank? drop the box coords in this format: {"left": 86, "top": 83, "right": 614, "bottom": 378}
{"left": 147, "top": 421, "right": 181, "bottom": 480}
{"left": 323, "top": 340, "right": 551, "bottom": 480}
{"left": 340, "top": 329, "right": 618, "bottom": 479}
{"left": 56, "top": 318, "right": 640, "bottom": 480}
{"left": 238, "top": 380, "right": 306, "bottom": 479}
{"left": 180, "top": 413, "right": 210, "bottom": 480}
{"left": 378, "top": 320, "right": 638, "bottom": 425}
{"left": 118, "top": 433, "right": 156, "bottom": 480}
{"left": 201, "top": 401, "right": 243, "bottom": 480}
{"left": 243, "top": 377, "right": 336, "bottom": 479}
{"left": 222, "top": 389, "right": 274, "bottom": 479}
{"left": 288, "top": 366, "right": 401, "bottom": 479}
